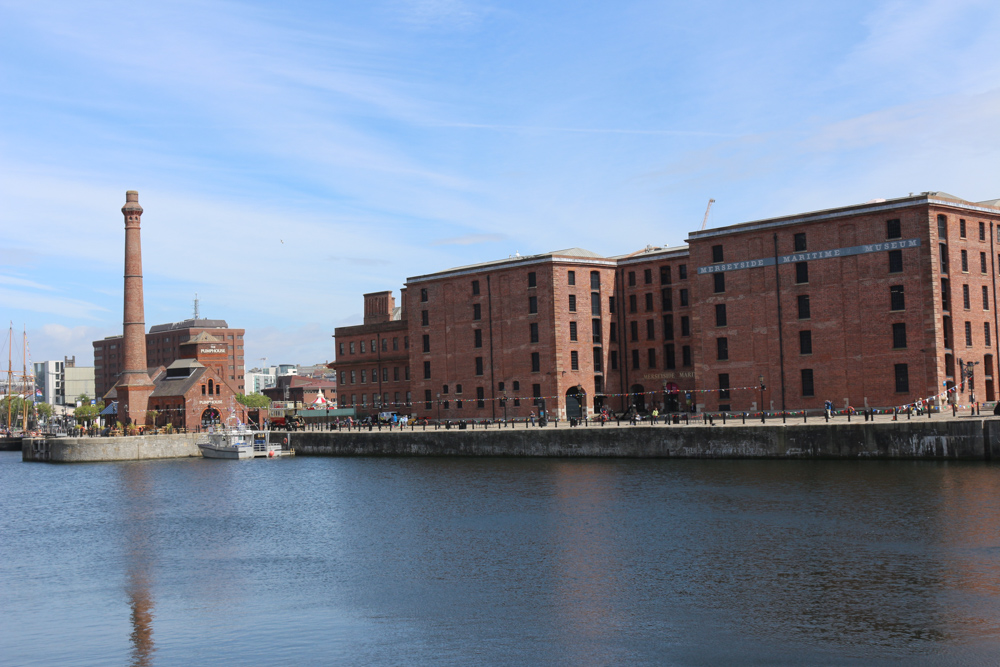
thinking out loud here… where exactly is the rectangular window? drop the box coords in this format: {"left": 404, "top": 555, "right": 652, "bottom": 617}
{"left": 801, "top": 369, "right": 815, "bottom": 397}
{"left": 530, "top": 322, "right": 539, "bottom": 343}
{"left": 610, "top": 324, "right": 617, "bottom": 342}
{"left": 591, "top": 292, "right": 601, "bottom": 316}
{"left": 531, "top": 352, "right": 540, "bottom": 372}
{"left": 593, "top": 348, "right": 603, "bottom": 372}
{"left": 644, "top": 268, "right": 653, "bottom": 284}
{"left": 890, "top": 285, "right": 905, "bottom": 311}
{"left": 647, "top": 348, "right": 656, "bottom": 368}
{"left": 963, "top": 284, "right": 971, "bottom": 309}
{"left": 679, "top": 264, "right": 687, "bottom": 280}
{"left": 645, "top": 293, "right": 653, "bottom": 311}
{"left": 663, "top": 315, "right": 674, "bottom": 340}
{"left": 472, "top": 280, "right": 480, "bottom": 295}
{"left": 961, "top": 249, "right": 969, "bottom": 272}
{"left": 984, "top": 285, "right": 990, "bottom": 310}
{"left": 423, "top": 361, "right": 431, "bottom": 379}
{"left": 719, "top": 373, "right": 730, "bottom": 400}
{"left": 661, "top": 288, "right": 672, "bottom": 311}
{"left": 610, "top": 350, "right": 618, "bottom": 370}
{"left": 591, "top": 271, "right": 600, "bottom": 289}
{"left": 405, "top": 366, "right": 409, "bottom": 380}
{"left": 631, "top": 349, "right": 640, "bottom": 370}
{"left": 528, "top": 272, "right": 536, "bottom": 288}
{"left": 569, "top": 321, "right": 578, "bottom": 342}
{"left": 646, "top": 319, "right": 655, "bottom": 340}
{"left": 712, "top": 245, "right": 724, "bottom": 263}
{"left": 682, "top": 345, "right": 691, "bottom": 367}
{"left": 800, "top": 330, "right": 812, "bottom": 355}
{"left": 629, "top": 294, "right": 637, "bottom": 313}
{"left": 628, "top": 271, "right": 636, "bottom": 287}
{"left": 423, "top": 334, "right": 430, "bottom": 353}
{"left": 713, "top": 273, "right": 725, "bottom": 293}
{"left": 942, "top": 279, "right": 951, "bottom": 311}
{"left": 456, "top": 384, "right": 463, "bottom": 394}
{"left": 630, "top": 321, "right": 639, "bottom": 341}
{"left": 980, "top": 251, "right": 988, "bottom": 275}
{"left": 888, "top": 250, "right": 903, "bottom": 273}
{"left": 571, "top": 350, "right": 579, "bottom": 370}
{"left": 567, "top": 270, "right": 576, "bottom": 285}
{"left": 794, "top": 233, "right": 807, "bottom": 251}
{"left": 798, "top": 294, "right": 810, "bottom": 319}
{"left": 886, "top": 219, "right": 901, "bottom": 239}
{"left": 475, "top": 357, "right": 484, "bottom": 375}
{"left": 529, "top": 296, "right": 537, "bottom": 314}
{"left": 965, "top": 320, "right": 973, "bottom": 346}
{"left": 715, "top": 304, "right": 727, "bottom": 327}
{"left": 474, "top": 329, "right": 482, "bottom": 348}
{"left": 477, "top": 387, "right": 485, "bottom": 408}
{"left": 938, "top": 214, "right": 948, "bottom": 239}
{"left": 681, "top": 316, "right": 690, "bottom": 337}
{"left": 350, "top": 341, "right": 355, "bottom": 354}
{"left": 895, "top": 364, "right": 909, "bottom": 393}
{"left": 394, "top": 367, "right": 399, "bottom": 381}
{"left": 960, "top": 219, "right": 967, "bottom": 238}
{"left": 659, "top": 266, "right": 671, "bottom": 285}
{"left": 679, "top": 289, "right": 689, "bottom": 307}
{"left": 393, "top": 337, "right": 399, "bottom": 351}
{"left": 569, "top": 294, "right": 577, "bottom": 312}
{"left": 795, "top": 262, "right": 808, "bottom": 284}
{"left": 940, "top": 244, "right": 950, "bottom": 273}
{"left": 717, "top": 337, "right": 728, "bottom": 360}
{"left": 665, "top": 344, "right": 676, "bottom": 369}
{"left": 473, "top": 303, "right": 481, "bottom": 320}
{"left": 421, "top": 310, "right": 429, "bottom": 326}
{"left": 986, "top": 322, "right": 992, "bottom": 347}
{"left": 338, "top": 342, "right": 344, "bottom": 356}
{"left": 892, "top": 323, "right": 907, "bottom": 349}
{"left": 980, "top": 221, "right": 987, "bottom": 241}
{"left": 420, "top": 288, "right": 428, "bottom": 302}
{"left": 592, "top": 319, "right": 601, "bottom": 343}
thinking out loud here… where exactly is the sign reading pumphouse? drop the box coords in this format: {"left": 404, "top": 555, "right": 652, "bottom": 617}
{"left": 697, "top": 238, "right": 921, "bottom": 274}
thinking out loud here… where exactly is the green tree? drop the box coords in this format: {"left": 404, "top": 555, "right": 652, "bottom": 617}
{"left": 73, "top": 401, "right": 104, "bottom": 427}
{"left": 35, "top": 402, "right": 53, "bottom": 422}
{"left": 236, "top": 393, "right": 272, "bottom": 408}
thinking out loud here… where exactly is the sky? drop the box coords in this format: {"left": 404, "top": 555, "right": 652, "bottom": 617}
{"left": 2, "top": 0, "right": 1000, "bottom": 371}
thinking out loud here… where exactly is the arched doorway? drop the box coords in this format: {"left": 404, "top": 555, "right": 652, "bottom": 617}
{"left": 201, "top": 407, "right": 221, "bottom": 428}
{"left": 565, "top": 386, "right": 586, "bottom": 420}
{"left": 630, "top": 384, "right": 646, "bottom": 413}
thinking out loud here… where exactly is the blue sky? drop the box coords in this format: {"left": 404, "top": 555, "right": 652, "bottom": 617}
{"left": 2, "top": 0, "right": 999, "bottom": 370}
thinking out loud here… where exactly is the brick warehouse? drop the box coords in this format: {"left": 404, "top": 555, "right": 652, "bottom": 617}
{"left": 332, "top": 191, "right": 1000, "bottom": 419}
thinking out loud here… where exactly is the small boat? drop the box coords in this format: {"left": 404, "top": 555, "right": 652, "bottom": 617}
{"left": 198, "top": 426, "right": 288, "bottom": 460}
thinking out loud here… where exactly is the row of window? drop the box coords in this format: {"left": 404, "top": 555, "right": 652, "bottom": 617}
{"left": 628, "top": 288, "right": 690, "bottom": 313}
{"left": 341, "top": 392, "right": 412, "bottom": 408}
{"left": 627, "top": 265, "right": 689, "bottom": 287}
{"left": 939, "top": 245, "right": 995, "bottom": 275}
{"left": 340, "top": 336, "right": 409, "bottom": 356}
{"left": 938, "top": 214, "right": 993, "bottom": 242}
{"left": 712, "top": 364, "right": 911, "bottom": 403}
{"left": 709, "top": 221, "right": 910, "bottom": 266}
{"left": 341, "top": 366, "right": 410, "bottom": 385}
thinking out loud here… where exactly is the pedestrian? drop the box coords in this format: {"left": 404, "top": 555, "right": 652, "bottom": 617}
{"left": 824, "top": 400, "right": 832, "bottom": 419}
{"left": 530, "top": 411, "right": 535, "bottom": 426}
{"left": 651, "top": 408, "right": 659, "bottom": 424}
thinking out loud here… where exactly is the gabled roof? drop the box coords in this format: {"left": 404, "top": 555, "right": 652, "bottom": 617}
{"left": 183, "top": 332, "right": 222, "bottom": 344}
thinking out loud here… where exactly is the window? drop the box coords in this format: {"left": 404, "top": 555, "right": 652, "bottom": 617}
{"left": 360, "top": 341, "right": 366, "bottom": 353}
{"left": 661, "top": 288, "right": 672, "bottom": 311}
{"left": 383, "top": 368, "right": 389, "bottom": 382}
{"left": 944, "top": 316, "right": 953, "bottom": 349}
{"left": 568, "top": 270, "right": 576, "bottom": 286}
{"left": 890, "top": 286, "right": 905, "bottom": 311}
{"left": 717, "top": 337, "right": 728, "bottom": 360}
{"left": 472, "top": 280, "right": 480, "bottom": 295}
{"left": 593, "top": 348, "right": 603, "bottom": 372}
{"left": 795, "top": 262, "right": 808, "bottom": 284}
{"left": 794, "top": 233, "right": 807, "bottom": 251}
{"left": 660, "top": 266, "right": 671, "bottom": 285}
{"left": 338, "top": 342, "right": 344, "bottom": 356}
{"left": 938, "top": 215, "right": 948, "bottom": 238}
{"left": 630, "top": 321, "right": 639, "bottom": 341}
{"left": 682, "top": 345, "right": 691, "bottom": 366}
{"left": 680, "top": 289, "right": 689, "bottom": 307}
{"left": 529, "top": 296, "right": 537, "bottom": 314}
{"left": 592, "top": 319, "right": 601, "bottom": 343}
{"left": 569, "top": 321, "right": 578, "bottom": 342}
{"left": 609, "top": 296, "right": 615, "bottom": 314}
{"left": 571, "top": 351, "right": 579, "bottom": 371}
{"left": 679, "top": 264, "right": 688, "bottom": 280}
{"left": 801, "top": 369, "right": 815, "bottom": 397}
{"left": 714, "top": 273, "right": 725, "bottom": 293}
{"left": 382, "top": 338, "right": 388, "bottom": 352}
{"left": 981, "top": 221, "right": 987, "bottom": 241}
{"left": 960, "top": 219, "right": 967, "bottom": 238}
{"left": 886, "top": 219, "right": 901, "bottom": 239}
{"left": 681, "top": 316, "right": 690, "bottom": 337}
{"left": 646, "top": 319, "right": 655, "bottom": 340}
{"left": 888, "top": 250, "right": 903, "bottom": 273}
{"left": 590, "top": 292, "right": 601, "bottom": 316}
{"left": 940, "top": 244, "right": 950, "bottom": 273}
{"left": 964, "top": 284, "right": 971, "bottom": 309}
{"left": 610, "top": 350, "right": 618, "bottom": 370}
{"left": 393, "top": 337, "right": 399, "bottom": 350}
{"left": 628, "top": 271, "right": 636, "bottom": 287}
{"left": 456, "top": 384, "right": 463, "bottom": 394}
{"left": 531, "top": 352, "right": 540, "bottom": 372}
{"left": 982, "top": 252, "right": 989, "bottom": 274}
{"left": 474, "top": 329, "right": 482, "bottom": 348}
{"left": 393, "top": 367, "right": 399, "bottom": 381}
{"left": 350, "top": 370, "right": 356, "bottom": 384}
{"left": 477, "top": 387, "right": 485, "bottom": 408}
{"left": 422, "top": 334, "right": 430, "bottom": 353}
{"left": 528, "top": 272, "right": 536, "bottom": 288}
{"left": 423, "top": 361, "right": 431, "bottom": 379}
{"left": 942, "top": 279, "right": 951, "bottom": 311}
{"left": 569, "top": 294, "right": 577, "bottom": 312}
{"left": 665, "top": 344, "right": 676, "bottom": 369}
{"left": 961, "top": 250, "right": 969, "bottom": 272}
{"left": 631, "top": 349, "right": 640, "bottom": 369}
{"left": 644, "top": 268, "right": 653, "bottom": 284}
{"left": 984, "top": 285, "right": 990, "bottom": 310}
{"left": 530, "top": 322, "right": 539, "bottom": 343}
{"left": 473, "top": 303, "right": 481, "bottom": 320}
{"left": 591, "top": 271, "right": 600, "bottom": 289}
{"left": 966, "top": 321, "right": 973, "bottom": 347}
{"left": 663, "top": 315, "right": 674, "bottom": 340}
{"left": 986, "top": 322, "right": 992, "bottom": 347}
{"left": 629, "top": 294, "right": 637, "bottom": 313}
{"left": 892, "top": 323, "right": 907, "bottom": 349}
{"left": 475, "top": 357, "right": 484, "bottom": 375}
{"left": 361, "top": 370, "right": 367, "bottom": 383}
{"left": 712, "top": 245, "right": 724, "bottom": 262}
{"left": 420, "top": 288, "right": 428, "bottom": 302}
{"left": 800, "top": 330, "right": 812, "bottom": 355}
{"left": 640, "top": 293, "right": 650, "bottom": 312}
{"left": 715, "top": 304, "right": 727, "bottom": 327}
{"left": 797, "top": 294, "right": 810, "bottom": 319}
{"left": 421, "top": 310, "right": 429, "bottom": 326}
{"left": 895, "top": 364, "right": 909, "bottom": 393}
{"left": 350, "top": 342, "right": 356, "bottom": 354}
{"left": 719, "top": 373, "right": 731, "bottom": 400}
{"left": 610, "top": 324, "right": 617, "bottom": 342}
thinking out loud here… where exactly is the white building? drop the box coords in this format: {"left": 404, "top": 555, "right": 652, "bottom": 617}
{"left": 33, "top": 357, "right": 95, "bottom": 405}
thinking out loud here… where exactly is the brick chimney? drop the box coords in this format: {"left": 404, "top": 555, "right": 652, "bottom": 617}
{"left": 363, "top": 290, "right": 395, "bottom": 325}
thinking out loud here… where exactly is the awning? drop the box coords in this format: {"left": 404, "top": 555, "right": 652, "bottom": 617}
{"left": 100, "top": 401, "right": 118, "bottom": 416}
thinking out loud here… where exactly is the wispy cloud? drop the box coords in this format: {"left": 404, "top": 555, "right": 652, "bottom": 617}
{"left": 433, "top": 233, "right": 505, "bottom": 246}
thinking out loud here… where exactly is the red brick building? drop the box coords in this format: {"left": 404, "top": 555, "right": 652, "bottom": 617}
{"left": 261, "top": 374, "right": 338, "bottom": 406}
{"left": 332, "top": 291, "right": 411, "bottom": 416}
{"left": 94, "top": 319, "right": 246, "bottom": 400}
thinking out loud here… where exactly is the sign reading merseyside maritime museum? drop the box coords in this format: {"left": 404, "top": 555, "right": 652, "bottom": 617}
{"left": 697, "top": 238, "right": 921, "bottom": 274}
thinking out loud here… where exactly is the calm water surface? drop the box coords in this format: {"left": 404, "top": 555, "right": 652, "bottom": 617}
{"left": 2, "top": 452, "right": 1000, "bottom": 665}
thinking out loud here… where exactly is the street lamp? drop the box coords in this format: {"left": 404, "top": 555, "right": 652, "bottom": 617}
{"left": 759, "top": 375, "right": 766, "bottom": 423}
{"left": 501, "top": 394, "right": 508, "bottom": 426}
{"left": 436, "top": 393, "right": 441, "bottom": 423}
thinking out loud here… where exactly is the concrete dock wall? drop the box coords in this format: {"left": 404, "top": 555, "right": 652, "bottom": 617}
{"left": 293, "top": 419, "right": 1000, "bottom": 460}
{"left": 23, "top": 434, "right": 201, "bottom": 462}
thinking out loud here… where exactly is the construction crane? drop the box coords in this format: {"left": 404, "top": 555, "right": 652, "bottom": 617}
{"left": 700, "top": 198, "right": 716, "bottom": 231}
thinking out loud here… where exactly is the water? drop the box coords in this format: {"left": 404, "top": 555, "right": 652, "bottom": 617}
{"left": 2, "top": 452, "right": 1000, "bottom": 666}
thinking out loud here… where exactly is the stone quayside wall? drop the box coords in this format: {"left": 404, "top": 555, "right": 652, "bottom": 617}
{"left": 22, "top": 420, "right": 1000, "bottom": 462}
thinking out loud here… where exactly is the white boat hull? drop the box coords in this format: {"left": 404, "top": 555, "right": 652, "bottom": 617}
{"left": 198, "top": 428, "right": 291, "bottom": 459}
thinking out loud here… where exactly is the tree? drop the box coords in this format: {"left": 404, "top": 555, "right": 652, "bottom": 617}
{"left": 236, "top": 393, "right": 272, "bottom": 408}
{"left": 35, "top": 402, "right": 53, "bottom": 422}
{"left": 73, "top": 401, "right": 104, "bottom": 427}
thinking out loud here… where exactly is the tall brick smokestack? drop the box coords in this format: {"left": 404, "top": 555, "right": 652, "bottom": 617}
{"left": 115, "top": 190, "right": 154, "bottom": 426}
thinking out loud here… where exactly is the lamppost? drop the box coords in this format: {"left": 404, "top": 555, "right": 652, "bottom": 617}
{"left": 501, "top": 394, "right": 508, "bottom": 425}
{"left": 576, "top": 384, "right": 586, "bottom": 422}
{"left": 436, "top": 393, "right": 441, "bottom": 423}
{"left": 759, "top": 375, "right": 766, "bottom": 423}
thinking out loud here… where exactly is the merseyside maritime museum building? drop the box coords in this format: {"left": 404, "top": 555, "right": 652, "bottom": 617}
{"left": 333, "top": 191, "right": 1000, "bottom": 421}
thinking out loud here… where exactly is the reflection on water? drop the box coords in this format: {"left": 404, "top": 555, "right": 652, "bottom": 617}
{"left": 2, "top": 454, "right": 1000, "bottom": 666}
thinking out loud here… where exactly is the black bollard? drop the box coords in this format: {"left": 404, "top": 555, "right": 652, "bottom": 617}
{"left": 803, "top": 411, "right": 807, "bottom": 423}
{"left": 782, "top": 411, "right": 786, "bottom": 424}
{"left": 722, "top": 413, "right": 726, "bottom": 425}
{"left": 742, "top": 412, "right": 746, "bottom": 424}
{"left": 953, "top": 403, "right": 957, "bottom": 417}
